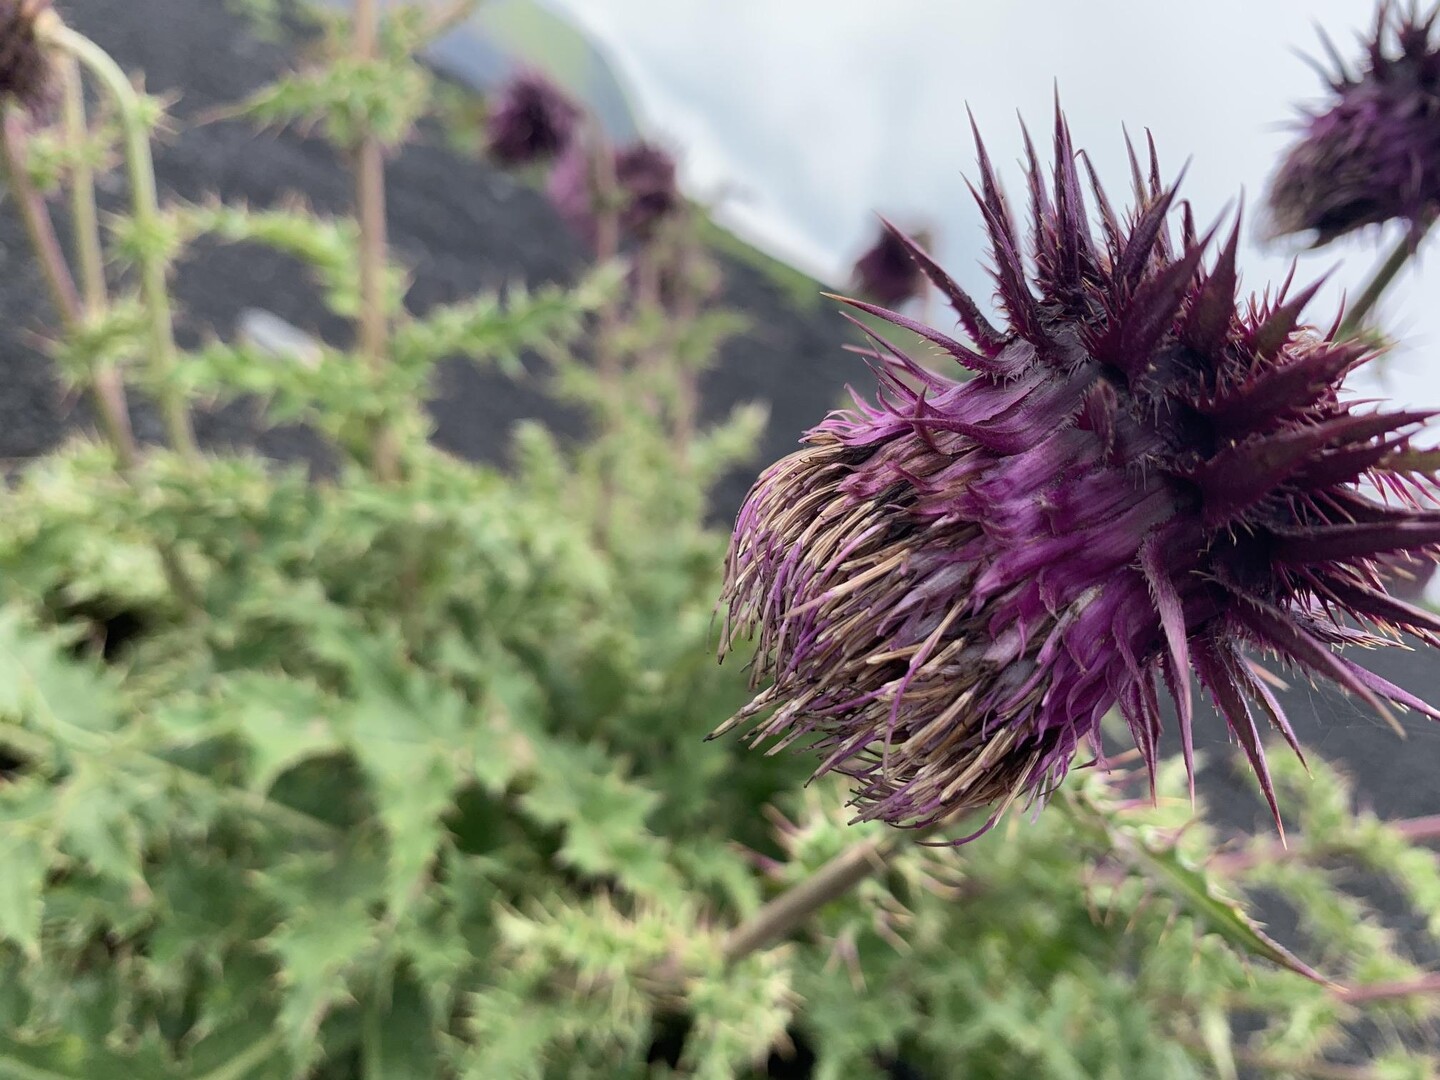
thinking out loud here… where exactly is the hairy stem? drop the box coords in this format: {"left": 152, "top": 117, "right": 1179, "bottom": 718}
{"left": 1336, "top": 218, "right": 1433, "bottom": 340}
{"left": 0, "top": 109, "right": 82, "bottom": 325}
{"left": 48, "top": 22, "right": 197, "bottom": 458}
{"left": 353, "top": 0, "right": 399, "bottom": 481}
{"left": 723, "top": 831, "right": 902, "bottom": 962}
{"left": 60, "top": 52, "right": 138, "bottom": 472}
{"left": 62, "top": 53, "right": 106, "bottom": 314}
{"left": 1205, "top": 812, "right": 1440, "bottom": 878}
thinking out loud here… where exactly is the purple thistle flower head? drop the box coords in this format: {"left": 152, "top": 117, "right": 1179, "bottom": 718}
{"left": 485, "top": 69, "right": 581, "bottom": 167}
{"left": 719, "top": 106, "right": 1440, "bottom": 837}
{"left": 851, "top": 221, "right": 932, "bottom": 309}
{"left": 0, "top": 0, "right": 54, "bottom": 112}
{"left": 546, "top": 138, "right": 681, "bottom": 248}
{"left": 1266, "top": 2, "right": 1440, "bottom": 243}
{"left": 614, "top": 140, "right": 680, "bottom": 238}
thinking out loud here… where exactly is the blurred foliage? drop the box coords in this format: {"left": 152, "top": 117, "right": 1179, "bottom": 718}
{"left": 0, "top": 3, "right": 1438, "bottom": 1079}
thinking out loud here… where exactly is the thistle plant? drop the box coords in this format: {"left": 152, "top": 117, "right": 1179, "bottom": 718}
{"left": 0, "top": 2, "right": 1437, "bottom": 1078}
{"left": 720, "top": 110, "right": 1440, "bottom": 836}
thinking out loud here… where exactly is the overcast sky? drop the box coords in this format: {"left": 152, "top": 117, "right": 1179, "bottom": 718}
{"left": 544, "top": 0, "right": 1438, "bottom": 409}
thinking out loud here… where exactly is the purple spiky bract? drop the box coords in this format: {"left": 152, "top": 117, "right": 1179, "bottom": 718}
{"left": 851, "top": 221, "right": 929, "bottom": 309}
{"left": 719, "top": 107, "right": 1440, "bottom": 837}
{"left": 1266, "top": 2, "right": 1440, "bottom": 243}
{"left": 485, "top": 69, "right": 581, "bottom": 167}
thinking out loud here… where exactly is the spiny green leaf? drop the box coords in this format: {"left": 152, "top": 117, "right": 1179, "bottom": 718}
{"left": 360, "top": 969, "right": 438, "bottom": 1080}
{"left": 0, "top": 830, "right": 49, "bottom": 956}
{"left": 1067, "top": 791, "right": 1330, "bottom": 986}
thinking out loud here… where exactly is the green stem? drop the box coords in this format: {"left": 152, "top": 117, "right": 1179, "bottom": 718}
{"left": 192, "top": 1033, "right": 284, "bottom": 1080}
{"left": 352, "top": 0, "right": 399, "bottom": 481}
{"left": 1336, "top": 219, "right": 1433, "bottom": 340}
{"left": 61, "top": 53, "right": 106, "bottom": 315}
{"left": 59, "top": 51, "right": 139, "bottom": 472}
{"left": 47, "top": 22, "right": 197, "bottom": 459}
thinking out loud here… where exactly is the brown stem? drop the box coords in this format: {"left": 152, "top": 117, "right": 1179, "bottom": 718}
{"left": 1335, "top": 971, "right": 1440, "bottom": 1005}
{"left": 353, "top": 0, "right": 398, "bottom": 481}
{"left": 2, "top": 107, "right": 137, "bottom": 472}
{"left": 1, "top": 109, "right": 83, "bottom": 325}
{"left": 723, "top": 832, "right": 901, "bottom": 962}
{"left": 1207, "top": 813, "right": 1440, "bottom": 877}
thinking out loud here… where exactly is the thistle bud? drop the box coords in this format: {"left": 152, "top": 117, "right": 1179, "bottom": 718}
{"left": 485, "top": 69, "right": 581, "bottom": 167}
{"left": 1266, "top": 3, "right": 1440, "bottom": 243}
{"left": 851, "top": 221, "right": 930, "bottom": 309}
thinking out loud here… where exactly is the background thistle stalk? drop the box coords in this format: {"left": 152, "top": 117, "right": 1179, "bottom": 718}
{"left": 351, "top": 0, "right": 398, "bottom": 481}
{"left": 46, "top": 19, "right": 196, "bottom": 458}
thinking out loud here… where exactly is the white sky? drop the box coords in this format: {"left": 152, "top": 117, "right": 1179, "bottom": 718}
{"left": 545, "top": 0, "right": 1439, "bottom": 408}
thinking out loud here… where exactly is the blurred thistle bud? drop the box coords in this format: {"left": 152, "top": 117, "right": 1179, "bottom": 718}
{"left": 547, "top": 137, "right": 681, "bottom": 249}
{"left": 719, "top": 107, "right": 1440, "bottom": 837}
{"left": 485, "top": 68, "right": 581, "bottom": 167}
{"left": 850, "top": 220, "right": 932, "bottom": 309}
{"left": 1266, "top": 3, "right": 1440, "bottom": 244}
{"left": 0, "top": 0, "right": 54, "bottom": 113}
{"left": 614, "top": 140, "right": 680, "bottom": 238}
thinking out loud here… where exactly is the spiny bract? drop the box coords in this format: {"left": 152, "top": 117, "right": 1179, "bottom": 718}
{"left": 1267, "top": 1, "right": 1440, "bottom": 243}
{"left": 719, "top": 108, "right": 1440, "bottom": 837}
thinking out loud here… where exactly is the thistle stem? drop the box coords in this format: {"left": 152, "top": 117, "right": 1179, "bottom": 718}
{"left": 60, "top": 52, "right": 138, "bottom": 472}
{"left": 62, "top": 53, "right": 106, "bottom": 315}
{"left": 722, "top": 831, "right": 901, "bottom": 962}
{"left": 1336, "top": 218, "right": 1433, "bottom": 340}
{"left": 1206, "top": 812, "right": 1440, "bottom": 877}
{"left": 47, "top": 22, "right": 197, "bottom": 459}
{"left": 0, "top": 110, "right": 82, "bottom": 326}
{"left": 353, "top": 0, "right": 399, "bottom": 481}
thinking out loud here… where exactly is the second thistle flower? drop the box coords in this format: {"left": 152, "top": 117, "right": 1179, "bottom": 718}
{"left": 1266, "top": 3, "right": 1440, "bottom": 243}
{"left": 720, "top": 108, "right": 1440, "bottom": 836}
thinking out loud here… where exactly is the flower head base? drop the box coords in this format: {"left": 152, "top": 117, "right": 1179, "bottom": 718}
{"left": 485, "top": 69, "right": 581, "bottom": 167}
{"left": 1266, "top": 3, "right": 1440, "bottom": 243}
{"left": 719, "top": 108, "right": 1440, "bottom": 836}
{"left": 851, "top": 221, "right": 931, "bottom": 309}
{"left": 0, "top": 0, "right": 53, "bottom": 112}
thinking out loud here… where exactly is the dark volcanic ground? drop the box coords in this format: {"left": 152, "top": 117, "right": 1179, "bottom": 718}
{"left": 6, "top": 0, "right": 1440, "bottom": 1057}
